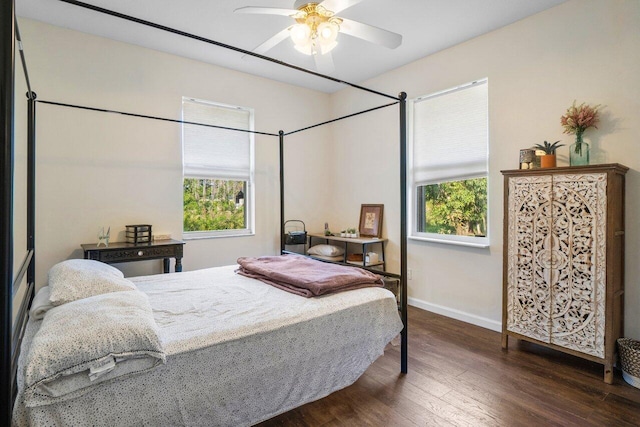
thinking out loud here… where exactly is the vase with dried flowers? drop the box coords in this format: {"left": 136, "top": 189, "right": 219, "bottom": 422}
{"left": 560, "top": 101, "right": 600, "bottom": 166}
{"left": 533, "top": 140, "right": 564, "bottom": 168}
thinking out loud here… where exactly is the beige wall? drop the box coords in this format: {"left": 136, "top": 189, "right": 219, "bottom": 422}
{"left": 330, "top": 0, "right": 640, "bottom": 337}
{"left": 20, "top": 18, "right": 332, "bottom": 283}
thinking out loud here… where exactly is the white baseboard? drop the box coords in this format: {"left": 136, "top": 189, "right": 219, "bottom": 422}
{"left": 408, "top": 297, "right": 502, "bottom": 332}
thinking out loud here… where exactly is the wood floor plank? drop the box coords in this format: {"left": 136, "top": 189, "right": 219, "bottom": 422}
{"left": 259, "top": 306, "right": 640, "bottom": 426}
{"left": 358, "top": 370, "right": 479, "bottom": 427}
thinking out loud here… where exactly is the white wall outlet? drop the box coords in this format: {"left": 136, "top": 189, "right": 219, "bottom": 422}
{"left": 408, "top": 269, "right": 413, "bottom": 280}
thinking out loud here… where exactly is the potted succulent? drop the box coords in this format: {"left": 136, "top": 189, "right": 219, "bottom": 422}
{"left": 340, "top": 229, "right": 347, "bottom": 237}
{"left": 534, "top": 140, "right": 564, "bottom": 168}
{"left": 347, "top": 227, "right": 357, "bottom": 238}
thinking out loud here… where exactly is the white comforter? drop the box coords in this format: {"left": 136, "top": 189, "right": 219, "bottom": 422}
{"left": 14, "top": 265, "right": 402, "bottom": 427}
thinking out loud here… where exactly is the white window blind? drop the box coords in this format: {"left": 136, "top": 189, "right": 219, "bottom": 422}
{"left": 183, "top": 99, "right": 252, "bottom": 180}
{"left": 412, "top": 80, "right": 488, "bottom": 184}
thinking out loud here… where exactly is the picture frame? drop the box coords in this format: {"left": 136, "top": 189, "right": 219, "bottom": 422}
{"left": 359, "top": 204, "right": 384, "bottom": 238}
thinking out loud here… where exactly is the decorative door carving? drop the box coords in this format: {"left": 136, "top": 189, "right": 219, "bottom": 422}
{"left": 550, "top": 173, "right": 606, "bottom": 358}
{"left": 507, "top": 175, "right": 552, "bottom": 343}
{"left": 506, "top": 173, "right": 606, "bottom": 358}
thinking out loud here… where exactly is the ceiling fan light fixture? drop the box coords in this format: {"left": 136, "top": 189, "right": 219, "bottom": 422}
{"left": 288, "top": 2, "right": 341, "bottom": 56}
{"left": 317, "top": 21, "right": 339, "bottom": 44}
{"left": 290, "top": 23, "right": 311, "bottom": 45}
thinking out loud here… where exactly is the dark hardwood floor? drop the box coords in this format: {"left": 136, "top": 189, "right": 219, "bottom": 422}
{"left": 259, "top": 306, "right": 640, "bottom": 426}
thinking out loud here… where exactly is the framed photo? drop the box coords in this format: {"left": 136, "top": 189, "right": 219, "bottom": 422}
{"left": 359, "top": 204, "right": 384, "bottom": 238}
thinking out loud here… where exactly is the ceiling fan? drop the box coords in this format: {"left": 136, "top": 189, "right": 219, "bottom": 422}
{"left": 235, "top": 0, "right": 402, "bottom": 73}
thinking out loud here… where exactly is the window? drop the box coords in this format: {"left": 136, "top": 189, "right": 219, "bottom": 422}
{"left": 409, "top": 79, "right": 488, "bottom": 247}
{"left": 182, "top": 98, "right": 254, "bottom": 238}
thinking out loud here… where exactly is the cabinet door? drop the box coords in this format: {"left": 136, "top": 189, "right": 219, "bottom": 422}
{"left": 550, "top": 173, "right": 606, "bottom": 358}
{"left": 506, "top": 175, "right": 553, "bottom": 342}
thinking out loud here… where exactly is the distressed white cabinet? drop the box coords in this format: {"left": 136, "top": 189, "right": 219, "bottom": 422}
{"left": 501, "top": 164, "right": 627, "bottom": 383}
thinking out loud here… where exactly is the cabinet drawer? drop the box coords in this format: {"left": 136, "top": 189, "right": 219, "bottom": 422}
{"left": 86, "top": 245, "right": 182, "bottom": 263}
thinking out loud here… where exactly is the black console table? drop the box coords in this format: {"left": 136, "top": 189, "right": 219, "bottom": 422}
{"left": 81, "top": 239, "right": 185, "bottom": 273}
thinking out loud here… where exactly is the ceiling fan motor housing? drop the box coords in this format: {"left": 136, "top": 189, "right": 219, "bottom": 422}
{"left": 293, "top": 0, "right": 318, "bottom": 10}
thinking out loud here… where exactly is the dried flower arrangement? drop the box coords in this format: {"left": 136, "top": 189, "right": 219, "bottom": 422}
{"left": 560, "top": 101, "right": 600, "bottom": 154}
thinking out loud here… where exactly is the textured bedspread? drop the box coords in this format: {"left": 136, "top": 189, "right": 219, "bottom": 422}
{"left": 236, "top": 254, "right": 383, "bottom": 297}
{"left": 14, "top": 265, "right": 402, "bottom": 427}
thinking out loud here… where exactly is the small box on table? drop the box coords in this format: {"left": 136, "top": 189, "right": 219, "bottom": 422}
{"left": 125, "top": 224, "right": 152, "bottom": 244}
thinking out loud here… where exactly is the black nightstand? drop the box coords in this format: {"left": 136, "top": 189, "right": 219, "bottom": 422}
{"left": 81, "top": 239, "right": 185, "bottom": 273}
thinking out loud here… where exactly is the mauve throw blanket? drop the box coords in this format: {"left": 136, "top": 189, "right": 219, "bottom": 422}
{"left": 236, "top": 255, "right": 383, "bottom": 297}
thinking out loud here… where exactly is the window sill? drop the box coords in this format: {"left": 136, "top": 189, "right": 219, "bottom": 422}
{"left": 184, "top": 230, "right": 255, "bottom": 240}
{"left": 408, "top": 235, "right": 489, "bottom": 249}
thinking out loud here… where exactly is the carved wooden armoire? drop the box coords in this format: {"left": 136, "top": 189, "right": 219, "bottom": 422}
{"left": 501, "top": 164, "right": 627, "bottom": 383}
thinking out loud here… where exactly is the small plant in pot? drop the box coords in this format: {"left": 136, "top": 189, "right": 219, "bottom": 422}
{"left": 534, "top": 140, "right": 564, "bottom": 168}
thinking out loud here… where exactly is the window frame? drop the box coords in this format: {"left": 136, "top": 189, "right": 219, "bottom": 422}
{"left": 407, "top": 79, "right": 489, "bottom": 248}
{"left": 182, "top": 97, "right": 255, "bottom": 240}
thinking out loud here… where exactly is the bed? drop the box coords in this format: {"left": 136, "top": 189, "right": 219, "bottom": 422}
{"left": 1, "top": 0, "right": 408, "bottom": 424}
{"left": 12, "top": 262, "right": 402, "bottom": 426}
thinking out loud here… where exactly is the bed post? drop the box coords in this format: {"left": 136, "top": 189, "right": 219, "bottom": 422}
{"left": 279, "top": 130, "right": 285, "bottom": 254}
{"left": 0, "top": 0, "right": 16, "bottom": 423}
{"left": 399, "top": 92, "right": 408, "bottom": 374}
{"left": 27, "top": 92, "right": 36, "bottom": 284}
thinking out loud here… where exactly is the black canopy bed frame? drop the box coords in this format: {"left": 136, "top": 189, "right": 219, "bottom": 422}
{"left": 0, "top": 0, "right": 408, "bottom": 424}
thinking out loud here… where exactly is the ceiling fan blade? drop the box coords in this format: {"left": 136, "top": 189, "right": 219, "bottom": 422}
{"left": 234, "top": 6, "right": 298, "bottom": 17}
{"left": 339, "top": 18, "right": 402, "bottom": 49}
{"left": 251, "top": 27, "right": 292, "bottom": 55}
{"left": 319, "top": 0, "right": 366, "bottom": 14}
{"left": 314, "top": 51, "right": 335, "bottom": 74}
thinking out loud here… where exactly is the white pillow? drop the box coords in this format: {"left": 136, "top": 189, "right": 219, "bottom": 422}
{"left": 48, "top": 259, "right": 137, "bottom": 306}
{"left": 23, "top": 290, "right": 165, "bottom": 407}
{"left": 29, "top": 286, "right": 53, "bottom": 320}
{"left": 307, "top": 244, "right": 345, "bottom": 257}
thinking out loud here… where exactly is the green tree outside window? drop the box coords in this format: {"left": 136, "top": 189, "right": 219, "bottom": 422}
{"left": 183, "top": 178, "right": 246, "bottom": 232}
{"left": 418, "top": 177, "right": 487, "bottom": 237}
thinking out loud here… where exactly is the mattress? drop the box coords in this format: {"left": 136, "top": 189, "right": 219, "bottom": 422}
{"left": 13, "top": 265, "right": 402, "bottom": 427}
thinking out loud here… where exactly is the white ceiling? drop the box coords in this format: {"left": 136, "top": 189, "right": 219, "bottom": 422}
{"left": 16, "top": 0, "right": 567, "bottom": 93}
